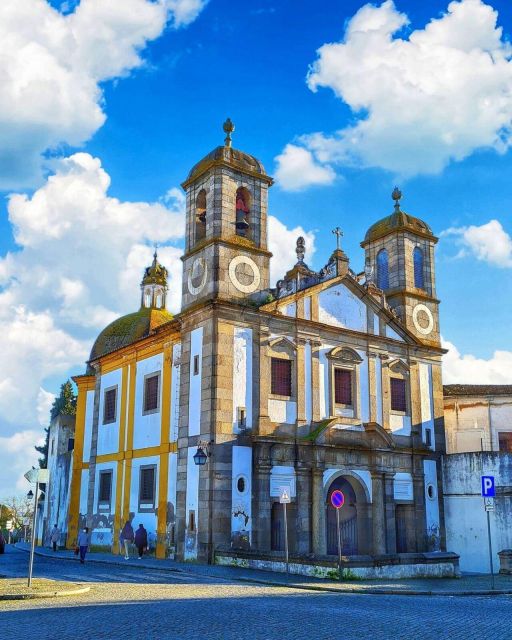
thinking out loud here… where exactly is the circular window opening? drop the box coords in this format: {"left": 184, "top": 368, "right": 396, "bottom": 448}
{"left": 427, "top": 484, "right": 436, "bottom": 500}
{"left": 237, "top": 477, "right": 246, "bottom": 494}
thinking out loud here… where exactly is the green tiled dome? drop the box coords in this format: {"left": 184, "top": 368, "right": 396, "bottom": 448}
{"left": 89, "top": 306, "right": 173, "bottom": 362}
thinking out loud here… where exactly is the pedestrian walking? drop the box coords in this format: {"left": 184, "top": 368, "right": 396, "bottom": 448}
{"left": 0, "top": 530, "right": 5, "bottom": 554}
{"left": 50, "top": 524, "right": 60, "bottom": 552}
{"left": 77, "top": 527, "right": 90, "bottom": 564}
{"left": 119, "top": 520, "right": 134, "bottom": 559}
{"left": 134, "top": 523, "right": 148, "bottom": 559}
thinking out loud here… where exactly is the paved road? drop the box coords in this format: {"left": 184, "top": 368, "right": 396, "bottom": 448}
{"left": 1, "top": 547, "right": 511, "bottom": 640}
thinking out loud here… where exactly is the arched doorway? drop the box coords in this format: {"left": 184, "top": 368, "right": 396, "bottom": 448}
{"left": 325, "top": 475, "right": 370, "bottom": 556}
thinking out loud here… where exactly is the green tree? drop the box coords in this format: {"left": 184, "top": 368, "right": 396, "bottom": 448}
{"left": 35, "top": 380, "right": 77, "bottom": 468}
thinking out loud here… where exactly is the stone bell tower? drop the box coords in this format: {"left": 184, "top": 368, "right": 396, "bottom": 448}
{"left": 180, "top": 119, "right": 273, "bottom": 310}
{"left": 361, "top": 188, "right": 440, "bottom": 346}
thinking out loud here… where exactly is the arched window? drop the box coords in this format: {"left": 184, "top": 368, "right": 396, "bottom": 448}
{"left": 235, "top": 187, "right": 250, "bottom": 238}
{"left": 376, "top": 249, "right": 389, "bottom": 290}
{"left": 413, "top": 246, "right": 424, "bottom": 289}
{"left": 195, "top": 190, "right": 206, "bottom": 243}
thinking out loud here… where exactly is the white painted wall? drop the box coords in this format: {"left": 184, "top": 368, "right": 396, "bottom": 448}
{"left": 444, "top": 394, "right": 512, "bottom": 454}
{"left": 232, "top": 446, "right": 252, "bottom": 539}
{"left": 83, "top": 390, "right": 95, "bottom": 462}
{"left": 304, "top": 296, "right": 311, "bottom": 320}
{"left": 423, "top": 459, "right": 440, "bottom": 543}
{"left": 419, "top": 362, "right": 435, "bottom": 449}
{"left": 129, "top": 455, "right": 159, "bottom": 549}
{"left": 304, "top": 341, "right": 312, "bottom": 423}
{"left": 443, "top": 453, "right": 512, "bottom": 572}
{"left": 232, "top": 327, "right": 253, "bottom": 432}
{"left": 188, "top": 327, "right": 203, "bottom": 437}
{"left": 79, "top": 469, "right": 89, "bottom": 515}
{"left": 389, "top": 413, "right": 412, "bottom": 436}
{"left": 97, "top": 368, "right": 122, "bottom": 456}
{"left": 170, "top": 343, "right": 181, "bottom": 442}
{"left": 318, "top": 346, "right": 331, "bottom": 419}
{"left": 268, "top": 398, "right": 297, "bottom": 423}
{"left": 359, "top": 350, "right": 369, "bottom": 423}
{"left": 285, "top": 302, "right": 296, "bottom": 317}
{"left": 318, "top": 283, "right": 367, "bottom": 332}
{"left": 133, "top": 353, "right": 163, "bottom": 450}
{"left": 185, "top": 447, "right": 200, "bottom": 560}
{"left": 91, "top": 461, "right": 117, "bottom": 547}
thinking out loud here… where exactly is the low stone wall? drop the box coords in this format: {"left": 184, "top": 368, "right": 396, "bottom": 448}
{"left": 216, "top": 551, "right": 460, "bottom": 579}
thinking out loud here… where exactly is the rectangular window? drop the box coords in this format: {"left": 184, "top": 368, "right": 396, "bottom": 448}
{"left": 139, "top": 465, "right": 156, "bottom": 511}
{"left": 98, "top": 470, "right": 112, "bottom": 510}
{"left": 237, "top": 406, "right": 246, "bottom": 429}
{"left": 425, "top": 428, "right": 432, "bottom": 448}
{"left": 334, "top": 368, "right": 352, "bottom": 405}
{"left": 143, "top": 373, "right": 160, "bottom": 414}
{"left": 390, "top": 378, "right": 407, "bottom": 412}
{"left": 193, "top": 354, "right": 200, "bottom": 376}
{"left": 498, "top": 432, "right": 512, "bottom": 453}
{"left": 271, "top": 358, "right": 292, "bottom": 396}
{"left": 103, "top": 387, "right": 117, "bottom": 424}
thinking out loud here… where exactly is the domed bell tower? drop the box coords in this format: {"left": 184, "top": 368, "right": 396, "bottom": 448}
{"left": 180, "top": 119, "right": 273, "bottom": 310}
{"left": 141, "top": 249, "right": 168, "bottom": 310}
{"left": 362, "top": 189, "right": 440, "bottom": 346}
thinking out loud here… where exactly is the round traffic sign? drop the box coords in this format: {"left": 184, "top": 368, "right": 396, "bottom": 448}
{"left": 330, "top": 489, "right": 345, "bottom": 509}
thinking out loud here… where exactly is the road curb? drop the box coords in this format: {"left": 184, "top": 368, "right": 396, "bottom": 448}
{"left": 0, "top": 585, "right": 91, "bottom": 601}
{"left": 13, "top": 545, "right": 512, "bottom": 597}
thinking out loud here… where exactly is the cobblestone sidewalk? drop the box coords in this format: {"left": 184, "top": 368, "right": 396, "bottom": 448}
{"left": 15, "top": 543, "right": 512, "bottom": 595}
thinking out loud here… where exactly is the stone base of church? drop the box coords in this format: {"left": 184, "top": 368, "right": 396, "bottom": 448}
{"left": 215, "top": 550, "right": 460, "bottom": 580}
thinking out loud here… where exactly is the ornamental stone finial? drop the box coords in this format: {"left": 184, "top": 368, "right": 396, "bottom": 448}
{"left": 223, "top": 118, "right": 235, "bottom": 147}
{"left": 392, "top": 186, "right": 402, "bottom": 210}
{"left": 296, "top": 236, "right": 305, "bottom": 263}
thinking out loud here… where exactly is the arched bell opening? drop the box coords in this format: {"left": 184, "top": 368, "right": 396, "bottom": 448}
{"left": 235, "top": 187, "right": 251, "bottom": 239}
{"left": 195, "top": 189, "right": 207, "bottom": 244}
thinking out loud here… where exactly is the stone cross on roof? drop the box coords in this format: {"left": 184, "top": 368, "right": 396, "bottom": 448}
{"left": 332, "top": 226, "right": 343, "bottom": 251}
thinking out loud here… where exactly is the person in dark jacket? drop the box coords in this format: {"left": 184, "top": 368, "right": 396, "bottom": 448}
{"left": 77, "top": 527, "right": 90, "bottom": 564}
{"left": 0, "top": 531, "right": 5, "bottom": 554}
{"left": 134, "top": 524, "right": 148, "bottom": 559}
{"left": 119, "top": 520, "right": 134, "bottom": 559}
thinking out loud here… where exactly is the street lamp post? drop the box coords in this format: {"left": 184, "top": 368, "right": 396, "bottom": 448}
{"left": 27, "top": 484, "right": 38, "bottom": 588}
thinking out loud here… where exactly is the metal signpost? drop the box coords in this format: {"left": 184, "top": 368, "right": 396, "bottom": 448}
{"left": 481, "top": 475, "right": 495, "bottom": 590}
{"left": 279, "top": 487, "right": 291, "bottom": 574}
{"left": 24, "top": 467, "right": 49, "bottom": 588}
{"left": 330, "top": 489, "right": 345, "bottom": 575}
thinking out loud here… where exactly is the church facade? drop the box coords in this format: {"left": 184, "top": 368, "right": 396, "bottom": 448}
{"left": 68, "top": 122, "right": 447, "bottom": 567}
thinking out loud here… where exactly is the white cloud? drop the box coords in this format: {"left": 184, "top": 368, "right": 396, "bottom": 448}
{"left": 278, "top": 0, "right": 512, "bottom": 185}
{"left": 274, "top": 143, "right": 335, "bottom": 191}
{"left": 443, "top": 338, "right": 512, "bottom": 383}
{"left": 268, "top": 215, "right": 316, "bottom": 283}
{"left": 0, "top": 153, "right": 186, "bottom": 436}
{"left": 441, "top": 219, "right": 512, "bottom": 267}
{"left": 0, "top": 430, "right": 46, "bottom": 495}
{"left": 0, "top": 0, "right": 207, "bottom": 188}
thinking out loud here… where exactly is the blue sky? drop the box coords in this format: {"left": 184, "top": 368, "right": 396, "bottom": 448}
{"left": 1, "top": 0, "right": 512, "bottom": 494}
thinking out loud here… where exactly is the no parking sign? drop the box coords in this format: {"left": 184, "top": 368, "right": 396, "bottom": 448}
{"left": 331, "top": 489, "right": 345, "bottom": 509}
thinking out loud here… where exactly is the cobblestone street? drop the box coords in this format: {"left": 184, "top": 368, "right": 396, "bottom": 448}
{"left": 1, "top": 547, "right": 511, "bottom": 640}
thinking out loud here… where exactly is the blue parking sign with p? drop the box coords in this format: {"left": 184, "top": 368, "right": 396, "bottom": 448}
{"left": 481, "top": 475, "right": 495, "bottom": 497}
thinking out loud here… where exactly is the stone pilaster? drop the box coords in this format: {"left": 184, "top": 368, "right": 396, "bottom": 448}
{"left": 381, "top": 357, "right": 390, "bottom": 431}
{"left": 312, "top": 468, "right": 326, "bottom": 556}
{"left": 371, "top": 472, "right": 386, "bottom": 555}
{"left": 295, "top": 467, "right": 311, "bottom": 554}
{"left": 311, "top": 340, "right": 322, "bottom": 423}
{"left": 252, "top": 462, "right": 271, "bottom": 552}
{"left": 296, "top": 339, "right": 306, "bottom": 426}
{"left": 384, "top": 472, "right": 397, "bottom": 554}
{"left": 258, "top": 327, "right": 271, "bottom": 434}
{"left": 413, "top": 473, "right": 427, "bottom": 552}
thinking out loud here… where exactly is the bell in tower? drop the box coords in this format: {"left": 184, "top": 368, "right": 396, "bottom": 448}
{"left": 180, "top": 120, "right": 273, "bottom": 310}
